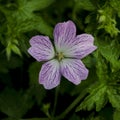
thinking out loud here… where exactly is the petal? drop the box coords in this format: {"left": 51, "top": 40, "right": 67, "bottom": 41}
{"left": 63, "top": 34, "right": 97, "bottom": 59}
{"left": 28, "top": 35, "right": 55, "bottom": 61}
{"left": 60, "top": 59, "right": 88, "bottom": 85}
{"left": 39, "top": 59, "right": 61, "bottom": 89}
{"left": 53, "top": 20, "right": 76, "bottom": 52}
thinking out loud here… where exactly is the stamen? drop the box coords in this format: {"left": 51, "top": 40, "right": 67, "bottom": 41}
{"left": 57, "top": 52, "right": 64, "bottom": 61}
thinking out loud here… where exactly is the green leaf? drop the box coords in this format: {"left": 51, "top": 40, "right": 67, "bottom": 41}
{"left": 107, "top": 86, "right": 120, "bottom": 109}
{"left": 17, "top": 0, "right": 55, "bottom": 14}
{"left": 97, "top": 38, "right": 120, "bottom": 71}
{"left": 8, "top": 0, "right": 55, "bottom": 21}
{"left": 6, "top": 40, "right": 22, "bottom": 59}
{"left": 0, "top": 88, "right": 34, "bottom": 118}
{"left": 95, "top": 52, "right": 109, "bottom": 83}
{"left": 27, "top": 0, "right": 55, "bottom": 11}
{"left": 11, "top": 44, "right": 22, "bottom": 57}
{"left": 17, "top": 34, "right": 30, "bottom": 55}
{"left": 110, "top": 0, "right": 120, "bottom": 17}
{"left": 0, "top": 0, "right": 53, "bottom": 58}
{"left": 76, "top": 84, "right": 107, "bottom": 112}
{"left": 17, "top": 16, "right": 53, "bottom": 37}
{"left": 113, "top": 110, "right": 120, "bottom": 120}
{"left": 75, "top": 0, "right": 95, "bottom": 11}
{"left": 14, "top": 0, "right": 53, "bottom": 36}
{"left": 96, "top": 4, "right": 120, "bottom": 37}
{"left": 6, "top": 44, "right": 12, "bottom": 60}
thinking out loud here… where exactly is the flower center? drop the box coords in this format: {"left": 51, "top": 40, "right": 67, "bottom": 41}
{"left": 56, "top": 52, "right": 64, "bottom": 61}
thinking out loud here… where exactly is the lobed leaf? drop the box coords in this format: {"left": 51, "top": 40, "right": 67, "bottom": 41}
{"left": 97, "top": 38, "right": 120, "bottom": 71}
{"left": 107, "top": 87, "right": 120, "bottom": 110}
{"left": 76, "top": 84, "right": 107, "bottom": 112}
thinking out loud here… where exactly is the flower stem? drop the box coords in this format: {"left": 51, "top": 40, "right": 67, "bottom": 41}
{"left": 52, "top": 86, "right": 60, "bottom": 117}
{"left": 55, "top": 88, "right": 88, "bottom": 120}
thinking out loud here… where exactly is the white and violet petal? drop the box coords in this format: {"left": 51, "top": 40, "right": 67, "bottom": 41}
{"left": 60, "top": 59, "right": 88, "bottom": 85}
{"left": 63, "top": 34, "right": 97, "bottom": 59}
{"left": 28, "top": 35, "right": 55, "bottom": 61}
{"left": 39, "top": 59, "right": 61, "bottom": 89}
{"left": 54, "top": 20, "right": 76, "bottom": 52}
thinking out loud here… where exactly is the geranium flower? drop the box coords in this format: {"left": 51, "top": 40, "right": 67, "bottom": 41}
{"left": 28, "top": 20, "right": 97, "bottom": 89}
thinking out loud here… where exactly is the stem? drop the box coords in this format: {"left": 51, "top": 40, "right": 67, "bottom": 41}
{"left": 55, "top": 88, "right": 88, "bottom": 120}
{"left": 52, "top": 86, "right": 59, "bottom": 117}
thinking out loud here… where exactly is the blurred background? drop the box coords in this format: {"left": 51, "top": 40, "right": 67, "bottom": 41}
{"left": 0, "top": 0, "right": 120, "bottom": 120}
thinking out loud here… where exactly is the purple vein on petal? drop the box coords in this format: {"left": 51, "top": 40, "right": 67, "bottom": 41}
{"left": 60, "top": 59, "right": 88, "bottom": 85}
{"left": 53, "top": 20, "right": 76, "bottom": 52}
{"left": 39, "top": 59, "right": 61, "bottom": 89}
{"left": 28, "top": 35, "right": 55, "bottom": 62}
{"left": 63, "top": 34, "right": 97, "bottom": 59}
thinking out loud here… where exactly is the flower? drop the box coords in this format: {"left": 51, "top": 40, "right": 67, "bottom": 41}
{"left": 28, "top": 20, "right": 97, "bottom": 89}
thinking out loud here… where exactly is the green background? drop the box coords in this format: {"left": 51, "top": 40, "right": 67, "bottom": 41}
{"left": 0, "top": 0, "right": 120, "bottom": 119}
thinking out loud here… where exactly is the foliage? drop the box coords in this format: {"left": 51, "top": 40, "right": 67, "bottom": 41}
{"left": 0, "top": 0, "right": 120, "bottom": 119}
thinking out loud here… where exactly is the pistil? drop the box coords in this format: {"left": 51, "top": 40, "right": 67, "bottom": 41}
{"left": 57, "top": 52, "right": 64, "bottom": 61}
